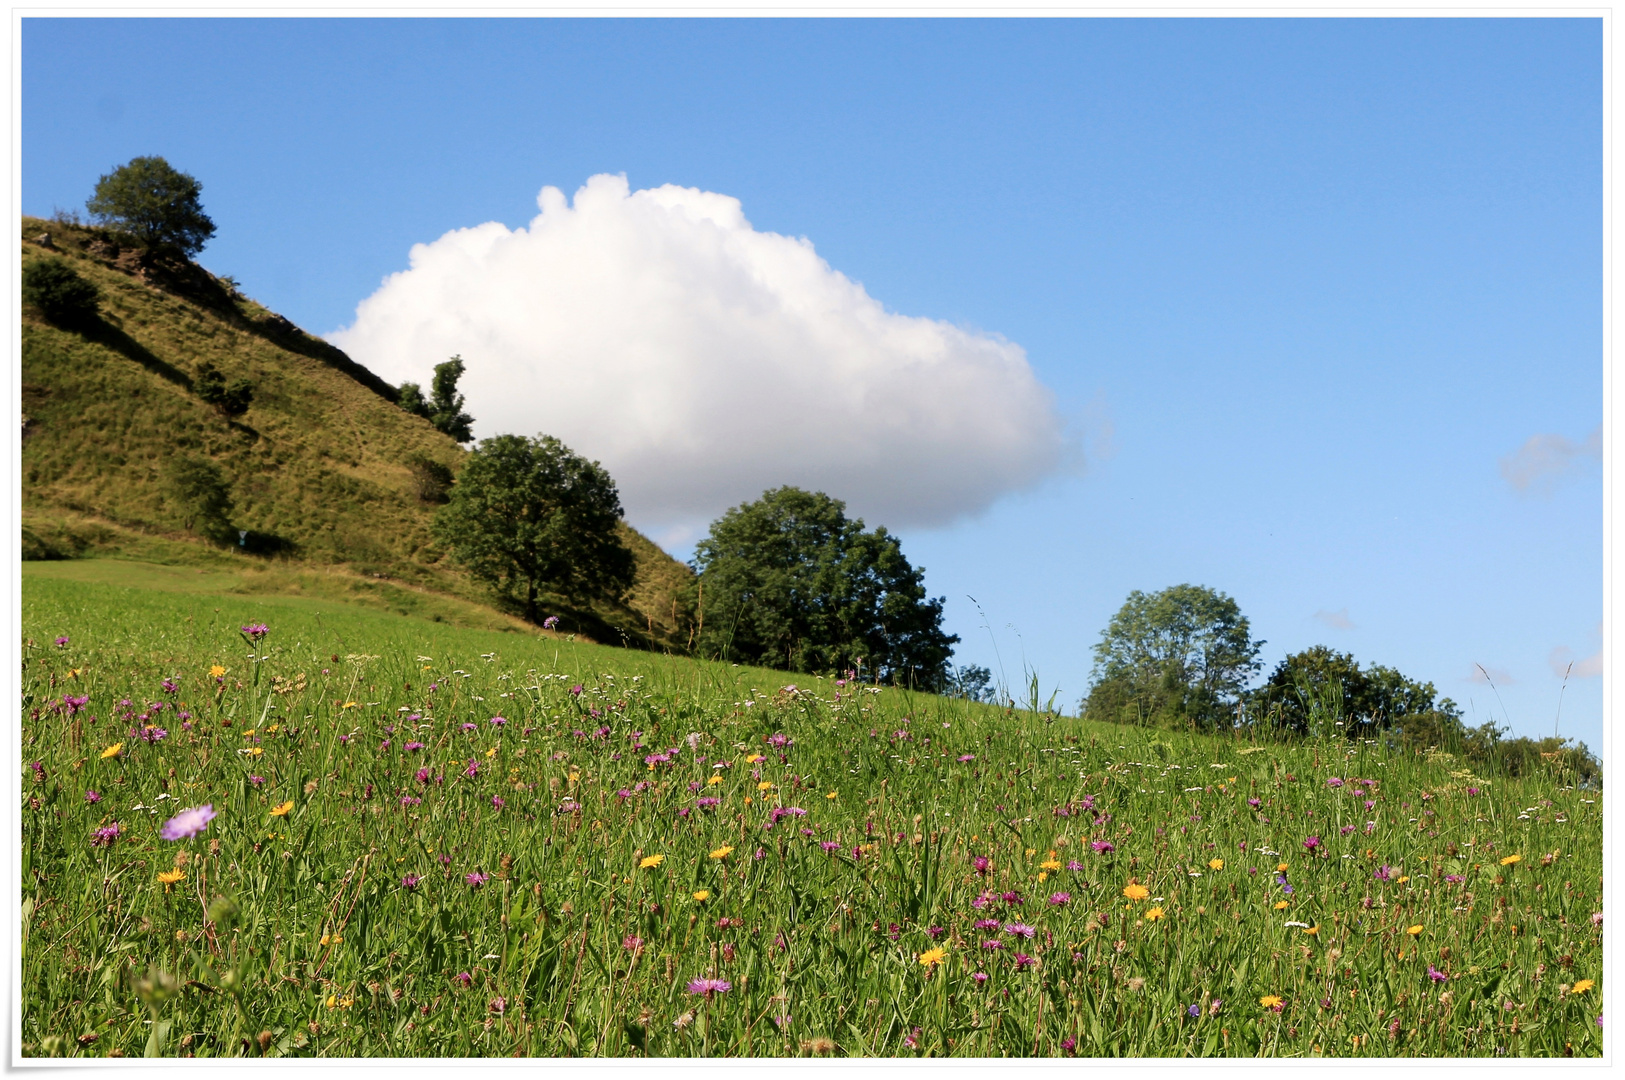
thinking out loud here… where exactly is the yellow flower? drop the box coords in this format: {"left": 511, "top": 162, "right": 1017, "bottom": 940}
{"left": 692, "top": 890, "right": 710, "bottom": 902}
{"left": 1303, "top": 926, "right": 1319, "bottom": 936}
{"left": 209, "top": 664, "right": 227, "bottom": 678}
{"left": 342, "top": 701, "right": 359, "bottom": 709}
{"left": 1406, "top": 925, "right": 1423, "bottom": 936}
{"left": 486, "top": 747, "right": 498, "bottom": 758}
{"left": 1037, "top": 871, "right": 1049, "bottom": 883}
{"left": 1277, "top": 862, "right": 1289, "bottom": 873}
{"left": 744, "top": 797, "right": 753, "bottom": 806}
{"left": 1397, "top": 875, "right": 1410, "bottom": 884}
{"left": 320, "top": 933, "right": 343, "bottom": 946}
{"left": 826, "top": 791, "right": 837, "bottom": 799}
{"left": 1259, "top": 995, "right": 1283, "bottom": 1008}
{"left": 266, "top": 724, "right": 280, "bottom": 734}
{"left": 1145, "top": 907, "right": 1165, "bottom": 921}
{"left": 156, "top": 869, "right": 185, "bottom": 887}
{"left": 325, "top": 994, "right": 353, "bottom": 1009}
{"left": 1500, "top": 854, "right": 1521, "bottom": 866}
{"left": 707, "top": 775, "right": 724, "bottom": 786}
{"left": 710, "top": 845, "right": 734, "bottom": 860}
{"left": 1123, "top": 883, "right": 1150, "bottom": 901}
{"left": 1572, "top": 979, "right": 1595, "bottom": 994}
{"left": 1274, "top": 900, "right": 1290, "bottom": 910}
{"left": 1209, "top": 858, "right": 1224, "bottom": 871}
{"left": 242, "top": 729, "right": 257, "bottom": 738}
{"left": 245, "top": 747, "right": 263, "bottom": 757}
{"left": 1025, "top": 848, "right": 1036, "bottom": 857}
{"left": 100, "top": 742, "right": 123, "bottom": 760}
{"left": 270, "top": 800, "right": 294, "bottom": 817}
{"left": 917, "top": 947, "right": 947, "bottom": 967}
{"left": 757, "top": 781, "right": 773, "bottom": 791}
{"left": 746, "top": 753, "right": 765, "bottom": 763}
{"left": 568, "top": 772, "right": 579, "bottom": 783}
{"left": 639, "top": 854, "right": 665, "bottom": 869}
{"left": 1040, "top": 858, "right": 1063, "bottom": 871}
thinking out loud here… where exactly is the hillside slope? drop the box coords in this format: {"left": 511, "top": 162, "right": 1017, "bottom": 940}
{"left": 20, "top": 215, "right": 694, "bottom": 648}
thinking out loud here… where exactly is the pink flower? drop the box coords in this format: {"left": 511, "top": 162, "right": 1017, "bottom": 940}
{"left": 686, "top": 977, "right": 731, "bottom": 997}
{"left": 1048, "top": 892, "right": 1072, "bottom": 906}
{"left": 465, "top": 871, "right": 488, "bottom": 888}
{"left": 1302, "top": 835, "right": 1321, "bottom": 851}
{"left": 159, "top": 804, "right": 217, "bottom": 840}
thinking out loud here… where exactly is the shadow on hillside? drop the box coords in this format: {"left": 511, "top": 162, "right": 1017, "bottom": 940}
{"left": 80, "top": 319, "right": 193, "bottom": 390}
{"left": 236, "top": 530, "right": 298, "bottom": 558}
{"left": 243, "top": 319, "right": 400, "bottom": 404}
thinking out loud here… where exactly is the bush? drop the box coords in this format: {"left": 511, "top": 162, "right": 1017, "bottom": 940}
{"left": 194, "top": 362, "right": 253, "bottom": 416}
{"left": 405, "top": 455, "right": 454, "bottom": 503}
{"left": 161, "top": 455, "right": 234, "bottom": 544}
{"left": 22, "top": 259, "right": 100, "bottom": 328}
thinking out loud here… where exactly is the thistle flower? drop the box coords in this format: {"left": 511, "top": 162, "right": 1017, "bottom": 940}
{"left": 240, "top": 623, "right": 269, "bottom": 642}
{"left": 159, "top": 804, "right": 217, "bottom": 841}
{"left": 685, "top": 977, "right": 731, "bottom": 997}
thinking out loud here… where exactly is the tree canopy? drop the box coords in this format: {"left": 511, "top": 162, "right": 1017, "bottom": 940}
{"left": 1082, "top": 583, "right": 1263, "bottom": 730}
{"left": 85, "top": 156, "right": 216, "bottom": 256}
{"left": 1250, "top": 645, "right": 1458, "bottom": 738}
{"left": 432, "top": 434, "right": 634, "bottom": 623}
{"left": 399, "top": 355, "right": 476, "bottom": 443}
{"left": 691, "top": 486, "right": 958, "bottom": 687}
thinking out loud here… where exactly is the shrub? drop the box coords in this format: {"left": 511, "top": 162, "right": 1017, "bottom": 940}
{"left": 405, "top": 455, "right": 454, "bottom": 503}
{"left": 194, "top": 362, "right": 253, "bottom": 416}
{"left": 21, "top": 259, "right": 100, "bottom": 328}
{"left": 161, "top": 455, "right": 234, "bottom": 544}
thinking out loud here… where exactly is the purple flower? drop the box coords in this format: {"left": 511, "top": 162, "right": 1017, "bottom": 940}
{"left": 1004, "top": 922, "right": 1036, "bottom": 939}
{"left": 249, "top": 775, "right": 264, "bottom": 786}
{"left": 1302, "top": 835, "right": 1321, "bottom": 852}
{"left": 461, "top": 722, "right": 477, "bottom": 733}
{"left": 766, "top": 733, "right": 791, "bottom": 748}
{"left": 62, "top": 694, "right": 89, "bottom": 716}
{"left": 1188, "top": 1004, "right": 1201, "bottom": 1018}
{"left": 402, "top": 874, "right": 422, "bottom": 890}
{"left": 543, "top": 616, "right": 560, "bottom": 630}
{"left": 1090, "top": 840, "right": 1115, "bottom": 854}
{"left": 1593, "top": 912, "right": 1604, "bottom": 927}
{"left": 1427, "top": 966, "right": 1448, "bottom": 983}
{"left": 927, "top": 925, "right": 946, "bottom": 939}
{"left": 491, "top": 795, "right": 505, "bottom": 810}
{"left": 1013, "top": 952, "right": 1035, "bottom": 970}
{"left": 1466, "top": 787, "right": 1480, "bottom": 796}
{"left": 1365, "top": 800, "right": 1376, "bottom": 810}
{"left": 405, "top": 741, "right": 426, "bottom": 752}
{"left": 28, "top": 761, "right": 44, "bottom": 781}
{"left": 1444, "top": 874, "right": 1465, "bottom": 885}
{"left": 981, "top": 939, "right": 1003, "bottom": 950}
{"left": 240, "top": 623, "right": 269, "bottom": 642}
{"left": 1327, "top": 777, "right": 1344, "bottom": 788}
{"left": 1066, "top": 859, "right": 1085, "bottom": 871}
{"left": 820, "top": 841, "right": 842, "bottom": 853}
{"left": 489, "top": 715, "right": 506, "bottom": 727}
{"left": 1001, "top": 891, "right": 1024, "bottom": 906}
{"left": 159, "top": 804, "right": 217, "bottom": 841}
{"left": 54, "top": 635, "right": 69, "bottom": 647}
{"left": 1209, "top": 999, "right": 1223, "bottom": 1016}
{"left": 569, "top": 684, "right": 583, "bottom": 697}
{"left": 90, "top": 822, "right": 120, "bottom": 847}
{"left": 695, "top": 797, "right": 720, "bottom": 810}
{"left": 622, "top": 934, "right": 644, "bottom": 953}
{"left": 139, "top": 726, "right": 168, "bottom": 743}
{"left": 1374, "top": 865, "right": 1393, "bottom": 882}
{"left": 1247, "top": 798, "right": 1261, "bottom": 808}
{"left": 453, "top": 971, "right": 472, "bottom": 987}
{"left": 686, "top": 977, "right": 732, "bottom": 997}
{"left": 1048, "top": 892, "right": 1072, "bottom": 906}
{"left": 161, "top": 678, "right": 179, "bottom": 695}
{"left": 400, "top": 795, "right": 421, "bottom": 807}
{"left": 84, "top": 789, "right": 101, "bottom": 804}
{"left": 957, "top": 753, "right": 976, "bottom": 763}
{"left": 972, "top": 855, "right": 990, "bottom": 874}
{"left": 972, "top": 971, "right": 989, "bottom": 984}
{"left": 974, "top": 918, "right": 1001, "bottom": 931}
{"left": 1061, "top": 1036, "right": 1076, "bottom": 1053}
{"left": 415, "top": 767, "right": 431, "bottom": 785}
{"left": 464, "top": 759, "right": 479, "bottom": 778}
{"left": 489, "top": 996, "right": 507, "bottom": 1015}
{"left": 466, "top": 871, "right": 488, "bottom": 888}
{"left": 1339, "top": 824, "right": 1355, "bottom": 835}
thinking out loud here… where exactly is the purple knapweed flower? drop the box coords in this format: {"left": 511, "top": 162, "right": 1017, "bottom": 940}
{"left": 974, "top": 918, "right": 1001, "bottom": 931}
{"left": 62, "top": 694, "right": 89, "bottom": 716}
{"left": 543, "top": 616, "right": 560, "bottom": 630}
{"left": 489, "top": 996, "right": 507, "bottom": 1015}
{"left": 1001, "top": 891, "right": 1024, "bottom": 906}
{"left": 686, "top": 977, "right": 731, "bottom": 997}
{"left": 240, "top": 623, "right": 269, "bottom": 642}
{"left": 927, "top": 925, "right": 946, "bottom": 939}
{"left": 1427, "top": 966, "right": 1448, "bottom": 983}
{"left": 1247, "top": 798, "right": 1261, "bottom": 808}
{"left": 464, "top": 759, "right": 479, "bottom": 778}
{"left": 1443, "top": 874, "right": 1465, "bottom": 885}
{"left": 402, "top": 874, "right": 422, "bottom": 890}
{"left": 159, "top": 804, "right": 217, "bottom": 840}
{"left": 489, "top": 715, "right": 506, "bottom": 727}
{"left": 460, "top": 722, "right": 476, "bottom": 733}
{"left": 1365, "top": 800, "right": 1377, "bottom": 810}
{"left": 1327, "top": 777, "right": 1344, "bottom": 788}
{"left": 972, "top": 855, "right": 990, "bottom": 874}
{"left": 28, "top": 761, "right": 44, "bottom": 781}
{"left": 1067, "top": 859, "right": 1085, "bottom": 871}
{"left": 466, "top": 871, "right": 488, "bottom": 888}
{"left": 766, "top": 733, "right": 791, "bottom": 748}
{"left": 820, "top": 841, "right": 842, "bottom": 853}
{"left": 1048, "top": 892, "right": 1072, "bottom": 906}
{"left": 1014, "top": 952, "right": 1035, "bottom": 970}
{"left": 696, "top": 797, "right": 720, "bottom": 810}
{"left": 1091, "top": 840, "right": 1115, "bottom": 854}
{"left": 622, "top": 934, "right": 644, "bottom": 954}
{"left": 1466, "top": 787, "right": 1480, "bottom": 796}
{"left": 249, "top": 775, "right": 265, "bottom": 786}
{"left": 139, "top": 726, "right": 168, "bottom": 743}
{"left": 1340, "top": 824, "right": 1355, "bottom": 835}
{"left": 1302, "top": 835, "right": 1321, "bottom": 852}
{"left": 400, "top": 795, "right": 421, "bottom": 807}
{"left": 1004, "top": 922, "right": 1036, "bottom": 939}
{"left": 569, "top": 684, "right": 583, "bottom": 697}
{"left": 491, "top": 795, "right": 505, "bottom": 810}
{"left": 972, "top": 971, "right": 989, "bottom": 984}
{"left": 453, "top": 971, "right": 472, "bottom": 987}
{"left": 54, "top": 635, "right": 69, "bottom": 647}
{"left": 84, "top": 789, "right": 101, "bottom": 804}
{"left": 981, "top": 939, "right": 1003, "bottom": 951}
{"left": 405, "top": 741, "right": 425, "bottom": 752}
{"left": 1374, "top": 865, "right": 1393, "bottom": 882}
{"left": 958, "top": 753, "right": 976, "bottom": 762}
{"left": 161, "top": 678, "right": 179, "bottom": 695}
{"left": 90, "top": 822, "right": 120, "bottom": 847}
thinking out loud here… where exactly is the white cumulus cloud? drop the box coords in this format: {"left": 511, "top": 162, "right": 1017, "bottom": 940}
{"left": 330, "top": 174, "right": 1071, "bottom": 543}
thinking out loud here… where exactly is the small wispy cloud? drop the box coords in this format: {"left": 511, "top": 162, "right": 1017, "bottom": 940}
{"left": 1311, "top": 608, "right": 1354, "bottom": 630}
{"left": 1468, "top": 664, "right": 1515, "bottom": 687}
{"left": 1500, "top": 424, "right": 1601, "bottom": 496}
{"left": 1548, "top": 622, "right": 1603, "bottom": 678}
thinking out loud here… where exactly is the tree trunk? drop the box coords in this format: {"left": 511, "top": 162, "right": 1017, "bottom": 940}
{"left": 526, "top": 580, "right": 537, "bottom": 625}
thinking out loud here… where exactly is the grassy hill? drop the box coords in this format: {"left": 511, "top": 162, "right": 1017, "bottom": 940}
{"left": 20, "top": 215, "right": 694, "bottom": 648}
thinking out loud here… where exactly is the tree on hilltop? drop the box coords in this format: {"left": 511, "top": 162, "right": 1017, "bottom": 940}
{"left": 398, "top": 355, "right": 475, "bottom": 443}
{"left": 1082, "top": 584, "right": 1263, "bottom": 730}
{"left": 692, "top": 486, "right": 958, "bottom": 686}
{"left": 432, "top": 434, "right": 634, "bottom": 623}
{"left": 85, "top": 156, "right": 216, "bottom": 257}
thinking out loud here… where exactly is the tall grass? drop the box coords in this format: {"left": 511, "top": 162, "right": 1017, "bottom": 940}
{"left": 20, "top": 572, "right": 1602, "bottom": 1058}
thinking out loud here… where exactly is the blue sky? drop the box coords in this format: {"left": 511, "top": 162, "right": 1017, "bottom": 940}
{"left": 21, "top": 18, "right": 1602, "bottom": 751}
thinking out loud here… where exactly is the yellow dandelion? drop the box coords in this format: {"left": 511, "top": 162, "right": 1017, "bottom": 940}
{"left": 1209, "top": 858, "right": 1224, "bottom": 871}
{"left": 639, "top": 854, "right": 665, "bottom": 869}
{"left": 692, "top": 890, "right": 710, "bottom": 902}
{"left": 707, "top": 775, "right": 724, "bottom": 786}
{"left": 1274, "top": 900, "right": 1290, "bottom": 910}
{"left": 1572, "top": 979, "right": 1595, "bottom": 994}
{"left": 1123, "top": 883, "right": 1150, "bottom": 901}
{"left": 1303, "top": 926, "right": 1319, "bottom": 936}
{"left": 1277, "top": 862, "right": 1289, "bottom": 872}
{"left": 826, "top": 791, "right": 837, "bottom": 799}
{"left": 567, "top": 772, "right": 579, "bottom": 783}
{"left": 1406, "top": 925, "right": 1423, "bottom": 936}
{"left": 1025, "top": 848, "right": 1037, "bottom": 857}
{"left": 1040, "top": 858, "right": 1063, "bottom": 871}
{"left": 710, "top": 845, "right": 734, "bottom": 860}
{"left": 485, "top": 747, "right": 498, "bottom": 758}
{"left": 100, "top": 742, "right": 123, "bottom": 760}
{"left": 1038, "top": 871, "right": 1049, "bottom": 883}
{"left": 1397, "top": 875, "right": 1410, "bottom": 884}
{"left": 209, "top": 664, "right": 227, "bottom": 678}
{"left": 342, "top": 701, "right": 359, "bottom": 709}
{"left": 245, "top": 747, "right": 263, "bottom": 757}
{"left": 1500, "top": 854, "right": 1521, "bottom": 866}
{"left": 757, "top": 781, "right": 773, "bottom": 791}
{"left": 1260, "top": 995, "right": 1283, "bottom": 1008}
{"left": 242, "top": 729, "right": 257, "bottom": 738}
{"left": 270, "top": 800, "right": 294, "bottom": 817}
{"left": 746, "top": 753, "right": 765, "bottom": 763}
{"left": 918, "top": 946, "right": 947, "bottom": 967}
{"left": 1145, "top": 907, "right": 1165, "bottom": 921}
{"left": 156, "top": 869, "right": 185, "bottom": 888}
{"left": 744, "top": 796, "right": 753, "bottom": 806}
{"left": 320, "top": 933, "right": 343, "bottom": 946}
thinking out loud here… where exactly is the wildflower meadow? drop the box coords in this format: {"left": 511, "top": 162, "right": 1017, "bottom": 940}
{"left": 20, "top": 573, "right": 1602, "bottom": 1057}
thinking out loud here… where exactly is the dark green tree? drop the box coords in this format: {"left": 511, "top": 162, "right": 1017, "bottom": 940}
{"left": 398, "top": 356, "right": 475, "bottom": 443}
{"left": 161, "top": 455, "right": 234, "bottom": 544}
{"left": 22, "top": 259, "right": 100, "bottom": 328}
{"left": 194, "top": 361, "right": 253, "bottom": 416}
{"left": 85, "top": 156, "right": 216, "bottom": 256}
{"left": 691, "top": 486, "right": 958, "bottom": 686}
{"left": 432, "top": 434, "right": 634, "bottom": 623}
{"left": 1249, "top": 645, "right": 1459, "bottom": 739}
{"left": 1081, "top": 584, "right": 1263, "bottom": 730}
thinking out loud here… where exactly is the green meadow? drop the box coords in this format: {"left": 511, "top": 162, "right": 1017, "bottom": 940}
{"left": 21, "top": 562, "right": 1602, "bottom": 1058}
